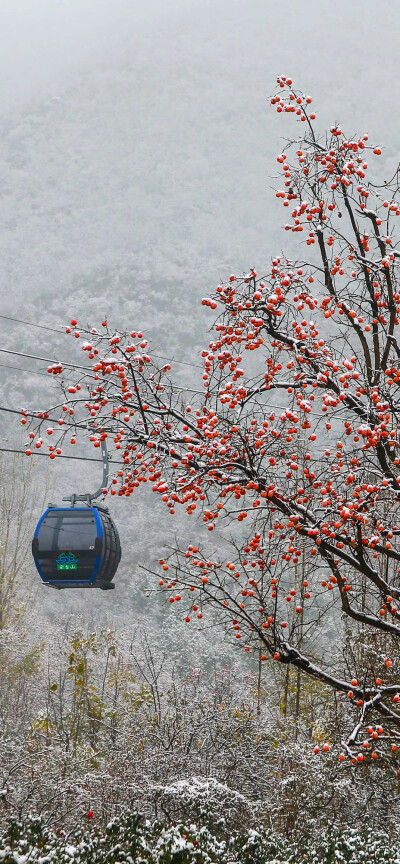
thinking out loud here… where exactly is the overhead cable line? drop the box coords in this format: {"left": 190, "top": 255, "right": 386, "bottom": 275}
{"left": 0, "top": 404, "right": 115, "bottom": 433}
{"left": 0, "top": 313, "right": 203, "bottom": 368}
{"left": 0, "top": 356, "right": 362, "bottom": 420}
{"left": 0, "top": 348, "right": 204, "bottom": 395}
{"left": 0, "top": 397, "right": 351, "bottom": 428}
{"left": 0, "top": 337, "right": 352, "bottom": 422}
{"left": 0, "top": 361, "right": 51, "bottom": 378}
{"left": 0, "top": 404, "right": 110, "bottom": 433}
{"left": 0, "top": 314, "right": 64, "bottom": 334}
{"left": 0, "top": 446, "right": 121, "bottom": 464}
{"left": 0, "top": 345, "right": 204, "bottom": 375}
{"left": 0, "top": 347, "right": 91, "bottom": 372}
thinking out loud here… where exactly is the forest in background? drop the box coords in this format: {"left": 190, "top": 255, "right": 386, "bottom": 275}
{"left": 1, "top": 453, "right": 400, "bottom": 864}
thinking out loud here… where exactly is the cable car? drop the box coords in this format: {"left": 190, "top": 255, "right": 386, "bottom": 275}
{"left": 32, "top": 505, "right": 120, "bottom": 589}
{"left": 32, "top": 441, "right": 121, "bottom": 589}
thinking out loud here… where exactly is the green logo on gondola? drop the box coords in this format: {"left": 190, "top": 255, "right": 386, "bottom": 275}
{"left": 56, "top": 552, "right": 79, "bottom": 571}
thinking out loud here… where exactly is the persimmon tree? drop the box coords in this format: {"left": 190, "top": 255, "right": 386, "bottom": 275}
{"left": 24, "top": 76, "right": 400, "bottom": 768}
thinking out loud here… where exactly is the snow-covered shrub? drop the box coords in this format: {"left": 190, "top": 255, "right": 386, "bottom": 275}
{"left": 0, "top": 813, "right": 399, "bottom": 864}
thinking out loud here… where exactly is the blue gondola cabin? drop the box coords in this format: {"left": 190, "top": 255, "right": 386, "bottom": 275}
{"left": 32, "top": 506, "right": 121, "bottom": 589}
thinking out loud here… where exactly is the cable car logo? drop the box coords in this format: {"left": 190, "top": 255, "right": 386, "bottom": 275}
{"left": 56, "top": 552, "right": 79, "bottom": 571}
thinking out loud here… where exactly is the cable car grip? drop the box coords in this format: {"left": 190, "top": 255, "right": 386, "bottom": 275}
{"left": 62, "top": 439, "right": 109, "bottom": 508}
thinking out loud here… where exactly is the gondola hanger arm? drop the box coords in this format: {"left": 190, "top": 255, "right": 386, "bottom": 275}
{"left": 62, "top": 439, "right": 109, "bottom": 507}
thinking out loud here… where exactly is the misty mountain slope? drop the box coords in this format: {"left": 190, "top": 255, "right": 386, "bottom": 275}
{"left": 0, "top": 32, "right": 276, "bottom": 343}
{"left": 0, "top": 0, "right": 399, "bottom": 366}
{"left": 1, "top": 0, "right": 400, "bottom": 639}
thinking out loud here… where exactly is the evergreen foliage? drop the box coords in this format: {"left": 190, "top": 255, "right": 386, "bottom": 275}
{"left": 1, "top": 813, "right": 399, "bottom": 864}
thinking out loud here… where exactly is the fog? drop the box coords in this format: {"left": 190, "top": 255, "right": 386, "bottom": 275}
{"left": 0, "top": 0, "right": 399, "bottom": 629}
{"left": 0, "top": 0, "right": 199, "bottom": 109}
{"left": 1, "top": 0, "right": 398, "bottom": 344}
